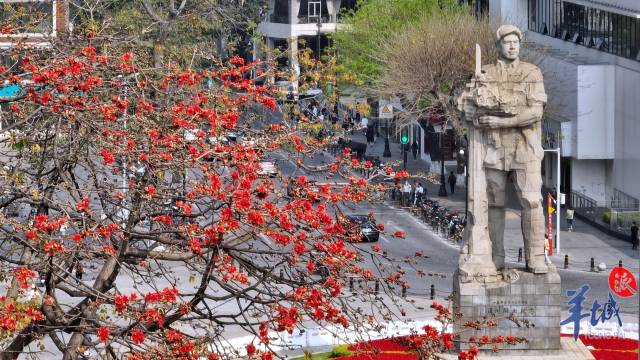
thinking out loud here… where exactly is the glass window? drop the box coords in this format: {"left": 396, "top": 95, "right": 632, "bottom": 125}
{"left": 528, "top": 0, "right": 640, "bottom": 61}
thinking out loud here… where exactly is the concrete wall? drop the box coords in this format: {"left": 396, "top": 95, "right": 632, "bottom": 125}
{"left": 613, "top": 66, "right": 640, "bottom": 200}
{"left": 533, "top": 52, "right": 578, "bottom": 123}
{"left": 489, "top": 0, "right": 528, "bottom": 29}
{"left": 571, "top": 159, "right": 607, "bottom": 204}
{"left": 576, "top": 65, "right": 615, "bottom": 160}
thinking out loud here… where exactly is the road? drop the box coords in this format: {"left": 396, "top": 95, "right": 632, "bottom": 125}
{"left": 276, "top": 147, "right": 640, "bottom": 325}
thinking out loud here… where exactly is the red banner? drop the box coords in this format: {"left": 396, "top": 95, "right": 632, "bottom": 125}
{"left": 547, "top": 194, "right": 554, "bottom": 256}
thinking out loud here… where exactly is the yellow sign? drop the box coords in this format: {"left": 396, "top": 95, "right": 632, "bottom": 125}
{"left": 379, "top": 101, "right": 393, "bottom": 119}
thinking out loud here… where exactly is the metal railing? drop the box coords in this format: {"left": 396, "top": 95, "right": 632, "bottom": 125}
{"left": 297, "top": 15, "right": 333, "bottom": 24}
{"left": 571, "top": 190, "right": 598, "bottom": 221}
{"left": 528, "top": 0, "right": 640, "bottom": 62}
{"left": 571, "top": 190, "right": 639, "bottom": 238}
{"left": 610, "top": 188, "right": 640, "bottom": 210}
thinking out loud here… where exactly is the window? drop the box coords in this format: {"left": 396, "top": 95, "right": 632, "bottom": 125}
{"left": 298, "top": 0, "right": 329, "bottom": 24}
{"left": 528, "top": 0, "right": 640, "bottom": 61}
{"left": 270, "top": 0, "right": 289, "bottom": 24}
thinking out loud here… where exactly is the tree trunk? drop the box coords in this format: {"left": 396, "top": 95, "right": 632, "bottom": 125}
{"left": 153, "top": 40, "right": 164, "bottom": 68}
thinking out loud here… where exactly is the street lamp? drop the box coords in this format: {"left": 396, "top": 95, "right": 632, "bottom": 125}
{"left": 437, "top": 126, "right": 447, "bottom": 197}
{"left": 383, "top": 123, "right": 392, "bottom": 157}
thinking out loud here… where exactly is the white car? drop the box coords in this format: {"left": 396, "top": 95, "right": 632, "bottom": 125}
{"left": 257, "top": 161, "right": 278, "bottom": 177}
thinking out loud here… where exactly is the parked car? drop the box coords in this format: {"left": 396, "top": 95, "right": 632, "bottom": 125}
{"left": 343, "top": 214, "right": 380, "bottom": 242}
{"left": 286, "top": 180, "right": 348, "bottom": 201}
{"left": 257, "top": 161, "right": 278, "bottom": 177}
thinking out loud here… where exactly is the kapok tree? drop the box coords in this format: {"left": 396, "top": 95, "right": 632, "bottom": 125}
{"left": 0, "top": 32, "right": 420, "bottom": 359}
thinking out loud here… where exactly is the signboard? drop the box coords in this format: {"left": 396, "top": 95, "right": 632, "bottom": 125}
{"left": 608, "top": 267, "right": 637, "bottom": 298}
{"left": 379, "top": 100, "right": 393, "bottom": 119}
{"left": 0, "top": 84, "right": 23, "bottom": 100}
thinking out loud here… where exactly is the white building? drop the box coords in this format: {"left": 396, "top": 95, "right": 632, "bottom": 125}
{"left": 487, "top": 0, "right": 640, "bottom": 212}
{"left": 257, "top": 0, "right": 356, "bottom": 96}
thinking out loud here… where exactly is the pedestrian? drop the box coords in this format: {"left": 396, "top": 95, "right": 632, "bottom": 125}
{"left": 415, "top": 183, "right": 424, "bottom": 206}
{"left": 366, "top": 126, "right": 374, "bottom": 144}
{"left": 631, "top": 221, "right": 639, "bottom": 250}
{"left": 360, "top": 115, "right": 368, "bottom": 130}
{"left": 544, "top": 234, "right": 552, "bottom": 265}
{"left": 402, "top": 180, "right": 412, "bottom": 206}
{"left": 411, "top": 141, "right": 418, "bottom": 160}
{"left": 448, "top": 171, "right": 457, "bottom": 194}
{"left": 342, "top": 114, "right": 350, "bottom": 131}
{"left": 565, "top": 207, "right": 575, "bottom": 232}
{"left": 75, "top": 262, "right": 84, "bottom": 281}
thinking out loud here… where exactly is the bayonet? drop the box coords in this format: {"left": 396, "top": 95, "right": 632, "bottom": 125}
{"left": 475, "top": 43, "right": 482, "bottom": 78}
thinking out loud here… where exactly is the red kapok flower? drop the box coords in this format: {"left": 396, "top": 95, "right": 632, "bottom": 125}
{"left": 393, "top": 230, "right": 405, "bottom": 239}
{"left": 245, "top": 343, "right": 256, "bottom": 356}
{"left": 130, "top": 329, "right": 145, "bottom": 344}
{"left": 97, "top": 327, "right": 110, "bottom": 343}
{"left": 76, "top": 196, "right": 90, "bottom": 212}
{"left": 100, "top": 149, "right": 115, "bottom": 165}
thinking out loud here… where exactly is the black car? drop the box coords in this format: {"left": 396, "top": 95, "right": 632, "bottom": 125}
{"left": 345, "top": 215, "right": 380, "bottom": 242}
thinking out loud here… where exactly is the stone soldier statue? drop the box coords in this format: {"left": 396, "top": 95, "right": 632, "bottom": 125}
{"left": 457, "top": 25, "right": 548, "bottom": 277}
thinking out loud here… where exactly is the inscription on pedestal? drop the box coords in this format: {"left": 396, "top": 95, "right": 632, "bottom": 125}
{"left": 453, "top": 268, "right": 562, "bottom": 352}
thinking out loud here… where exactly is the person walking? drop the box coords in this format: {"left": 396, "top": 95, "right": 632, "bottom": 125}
{"left": 75, "top": 262, "right": 84, "bottom": 281}
{"left": 411, "top": 141, "right": 418, "bottom": 160}
{"left": 415, "top": 183, "right": 424, "bottom": 206}
{"left": 565, "top": 207, "right": 575, "bottom": 231}
{"left": 631, "top": 221, "right": 639, "bottom": 250}
{"left": 402, "top": 180, "right": 412, "bottom": 207}
{"left": 544, "top": 234, "right": 552, "bottom": 265}
{"left": 366, "top": 126, "right": 375, "bottom": 144}
{"left": 448, "top": 171, "right": 457, "bottom": 194}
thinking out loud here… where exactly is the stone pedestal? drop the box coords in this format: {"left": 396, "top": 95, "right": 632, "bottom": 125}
{"left": 453, "top": 268, "right": 561, "bottom": 352}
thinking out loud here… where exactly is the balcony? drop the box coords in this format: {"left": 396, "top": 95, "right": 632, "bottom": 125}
{"left": 297, "top": 15, "right": 333, "bottom": 24}
{"left": 269, "top": 13, "right": 289, "bottom": 24}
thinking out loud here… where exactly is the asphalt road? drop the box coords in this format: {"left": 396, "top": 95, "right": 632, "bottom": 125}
{"left": 278, "top": 147, "right": 640, "bottom": 324}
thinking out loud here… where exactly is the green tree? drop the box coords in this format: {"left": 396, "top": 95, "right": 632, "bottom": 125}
{"left": 373, "top": 9, "right": 496, "bottom": 130}
{"left": 331, "top": 0, "right": 460, "bottom": 84}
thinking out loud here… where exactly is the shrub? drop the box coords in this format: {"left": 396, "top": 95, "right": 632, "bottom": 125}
{"left": 330, "top": 344, "right": 352, "bottom": 358}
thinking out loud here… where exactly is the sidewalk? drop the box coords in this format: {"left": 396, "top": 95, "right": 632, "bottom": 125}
{"left": 346, "top": 131, "right": 639, "bottom": 275}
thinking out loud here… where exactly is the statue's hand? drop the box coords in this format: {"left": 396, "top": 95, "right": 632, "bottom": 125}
{"left": 477, "top": 115, "right": 511, "bottom": 129}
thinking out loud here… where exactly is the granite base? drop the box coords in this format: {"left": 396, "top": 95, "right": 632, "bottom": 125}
{"left": 453, "top": 267, "right": 562, "bottom": 352}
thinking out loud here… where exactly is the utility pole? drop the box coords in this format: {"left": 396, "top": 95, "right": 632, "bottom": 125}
{"left": 438, "top": 130, "right": 447, "bottom": 197}
{"left": 401, "top": 128, "right": 409, "bottom": 170}
{"left": 316, "top": 15, "right": 322, "bottom": 59}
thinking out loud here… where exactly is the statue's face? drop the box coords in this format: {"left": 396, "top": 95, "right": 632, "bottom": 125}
{"left": 499, "top": 34, "right": 520, "bottom": 61}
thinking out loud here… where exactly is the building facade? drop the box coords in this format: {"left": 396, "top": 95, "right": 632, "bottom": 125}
{"left": 487, "top": 0, "right": 640, "bottom": 216}
{"left": 257, "top": 0, "right": 356, "bottom": 96}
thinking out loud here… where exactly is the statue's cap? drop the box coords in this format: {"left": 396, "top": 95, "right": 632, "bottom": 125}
{"left": 496, "top": 25, "right": 523, "bottom": 43}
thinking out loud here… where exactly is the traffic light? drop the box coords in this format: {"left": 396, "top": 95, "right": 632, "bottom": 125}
{"left": 401, "top": 128, "right": 409, "bottom": 145}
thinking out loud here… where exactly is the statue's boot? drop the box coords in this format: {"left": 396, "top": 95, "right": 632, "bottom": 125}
{"left": 527, "top": 248, "right": 549, "bottom": 273}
